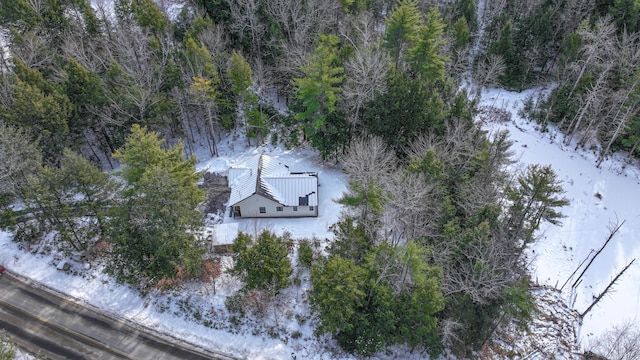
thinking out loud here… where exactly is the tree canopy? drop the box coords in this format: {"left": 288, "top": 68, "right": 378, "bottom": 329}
{"left": 108, "top": 125, "right": 205, "bottom": 287}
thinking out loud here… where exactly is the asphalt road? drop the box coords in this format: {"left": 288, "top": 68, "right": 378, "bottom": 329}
{"left": 0, "top": 271, "right": 238, "bottom": 360}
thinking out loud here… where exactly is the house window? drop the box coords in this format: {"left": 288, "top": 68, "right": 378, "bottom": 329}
{"left": 299, "top": 196, "right": 309, "bottom": 206}
{"left": 293, "top": 206, "right": 298, "bottom": 211}
{"left": 259, "top": 207, "right": 266, "bottom": 214}
{"left": 309, "top": 206, "right": 314, "bottom": 211}
{"left": 276, "top": 206, "right": 283, "bottom": 212}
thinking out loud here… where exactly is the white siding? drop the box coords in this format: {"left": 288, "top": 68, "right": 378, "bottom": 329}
{"left": 234, "top": 194, "right": 318, "bottom": 218}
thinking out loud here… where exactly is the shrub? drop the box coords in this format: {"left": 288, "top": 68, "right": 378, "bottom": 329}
{"left": 298, "top": 240, "right": 313, "bottom": 267}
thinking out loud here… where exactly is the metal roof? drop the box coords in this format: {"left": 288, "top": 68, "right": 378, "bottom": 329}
{"left": 228, "top": 154, "right": 318, "bottom": 207}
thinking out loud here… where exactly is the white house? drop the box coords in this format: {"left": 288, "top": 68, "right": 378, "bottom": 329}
{"left": 228, "top": 154, "right": 318, "bottom": 218}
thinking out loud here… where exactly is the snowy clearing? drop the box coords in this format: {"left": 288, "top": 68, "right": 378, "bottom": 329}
{"left": 477, "top": 86, "right": 640, "bottom": 350}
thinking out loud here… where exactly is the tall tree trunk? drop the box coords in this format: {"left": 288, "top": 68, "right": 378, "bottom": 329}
{"left": 597, "top": 77, "right": 640, "bottom": 167}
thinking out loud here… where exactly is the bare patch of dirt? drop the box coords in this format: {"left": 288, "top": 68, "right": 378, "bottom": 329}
{"left": 199, "top": 172, "right": 231, "bottom": 217}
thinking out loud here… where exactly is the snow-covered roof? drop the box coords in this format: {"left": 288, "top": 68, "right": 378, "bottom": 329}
{"left": 228, "top": 154, "right": 318, "bottom": 207}
{"left": 209, "top": 223, "right": 239, "bottom": 246}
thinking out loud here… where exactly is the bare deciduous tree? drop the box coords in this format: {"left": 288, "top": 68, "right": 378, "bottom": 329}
{"left": 585, "top": 321, "right": 640, "bottom": 360}
{"left": 265, "top": 0, "right": 341, "bottom": 92}
{"left": 228, "top": 0, "right": 265, "bottom": 58}
{"left": 563, "top": 61, "right": 612, "bottom": 145}
{"left": 443, "top": 225, "right": 518, "bottom": 304}
{"left": 473, "top": 54, "right": 505, "bottom": 89}
{"left": 340, "top": 136, "right": 396, "bottom": 229}
{"left": 563, "top": 16, "right": 616, "bottom": 100}
{"left": 440, "top": 317, "right": 463, "bottom": 348}
{"left": 341, "top": 135, "right": 397, "bottom": 191}
{"left": 200, "top": 258, "right": 223, "bottom": 295}
{"left": 341, "top": 44, "right": 389, "bottom": 130}
{"left": 382, "top": 171, "right": 441, "bottom": 246}
{"left": 595, "top": 33, "right": 640, "bottom": 165}
{"left": 8, "top": 31, "right": 55, "bottom": 70}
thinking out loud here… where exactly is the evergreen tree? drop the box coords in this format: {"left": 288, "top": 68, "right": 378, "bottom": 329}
{"left": 384, "top": 0, "right": 422, "bottom": 68}
{"left": 392, "top": 241, "right": 444, "bottom": 356}
{"left": 310, "top": 255, "right": 367, "bottom": 339}
{"left": 227, "top": 50, "right": 268, "bottom": 144}
{"left": 292, "top": 34, "right": 345, "bottom": 158}
{"left": 362, "top": 70, "right": 445, "bottom": 154}
{"left": 228, "top": 50, "right": 253, "bottom": 97}
{"left": 190, "top": 0, "right": 231, "bottom": 24}
{"left": 504, "top": 164, "right": 570, "bottom": 247}
{"left": 1, "top": 61, "right": 72, "bottom": 163}
{"left": 327, "top": 218, "right": 375, "bottom": 264}
{"left": 407, "top": 7, "right": 449, "bottom": 84}
{"left": 0, "top": 122, "right": 42, "bottom": 196}
{"left": 56, "top": 149, "right": 118, "bottom": 238}
{"left": 20, "top": 150, "right": 117, "bottom": 252}
{"left": 182, "top": 35, "right": 218, "bottom": 79}
{"left": 312, "top": 241, "right": 444, "bottom": 356}
{"left": 340, "top": 0, "right": 368, "bottom": 14}
{"left": 0, "top": 330, "right": 16, "bottom": 360}
{"left": 131, "top": 0, "right": 170, "bottom": 34}
{"left": 489, "top": 19, "right": 519, "bottom": 88}
{"left": 108, "top": 125, "right": 205, "bottom": 287}
{"left": 63, "top": 58, "right": 107, "bottom": 141}
{"left": 452, "top": 16, "right": 471, "bottom": 49}
{"left": 230, "top": 231, "right": 293, "bottom": 293}
{"left": 0, "top": 0, "right": 41, "bottom": 32}
{"left": 189, "top": 75, "right": 221, "bottom": 156}
{"left": 607, "top": 0, "right": 640, "bottom": 34}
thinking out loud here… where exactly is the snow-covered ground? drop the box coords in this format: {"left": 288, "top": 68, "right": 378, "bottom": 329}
{"left": 1, "top": 86, "right": 639, "bottom": 359}
{"left": 0, "top": 134, "right": 353, "bottom": 360}
{"left": 195, "top": 136, "right": 348, "bottom": 241}
{"left": 477, "top": 86, "right": 640, "bottom": 350}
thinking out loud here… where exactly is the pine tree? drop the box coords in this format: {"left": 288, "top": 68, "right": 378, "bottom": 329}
{"left": 63, "top": 58, "right": 106, "bottom": 141}
{"left": 505, "top": 164, "right": 570, "bottom": 247}
{"left": 0, "top": 0, "right": 41, "bottom": 32}
{"left": 21, "top": 150, "right": 117, "bottom": 252}
{"left": 310, "top": 255, "right": 367, "bottom": 337}
{"left": 57, "top": 149, "right": 118, "bottom": 238}
{"left": 228, "top": 50, "right": 253, "bottom": 97}
{"left": 227, "top": 50, "right": 268, "bottom": 144}
{"left": 609, "top": 0, "right": 640, "bottom": 34}
{"left": 384, "top": 0, "right": 422, "bottom": 68}
{"left": 488, "top": 19, "right": 522, "bottom": 88}
{"left": 2, "top": 60, "right": 72, "bottom": 163}
{"left": 407, "top": 7, "right": 449, "bottom": 84}
{"left": 0, "top": 122, "right": 41, "bottom": 196}
{"left": 386, "top": 241, "right": 444, "bottom": 356}
{"left": 108, "top": 125, "right": 205, "bottom": 287}
{"left": 230, "top": 231, "right": 293, "bottom": 293}
{"left": 131, "top": 0, "right": 170, "bottom": 34}
{"left": 453, "top": 16, "right": 471, "bottom": 49}
{"left": 292, "top": 34, "right": 345, "bottom": 154}
{"left": 312, "top": 241, "right": 445, "bottom": 356}
{"left": 362, "top": 70, "right": 446, "bottom": 153}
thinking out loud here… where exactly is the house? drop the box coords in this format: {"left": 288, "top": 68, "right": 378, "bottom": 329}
{"left": 228, "top": 154, "right": 318, "bottom": 218}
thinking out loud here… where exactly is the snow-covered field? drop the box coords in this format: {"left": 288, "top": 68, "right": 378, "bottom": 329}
{"left": 477, "top": 86, "right": 640, "bottom": 350}
{"left": 1, "top": 86, "right": 639, "bottom": 359}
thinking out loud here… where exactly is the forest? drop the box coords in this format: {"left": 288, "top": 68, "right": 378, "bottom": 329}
{"left": 0, "top": 0, "right": 638, "bottom": 357}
